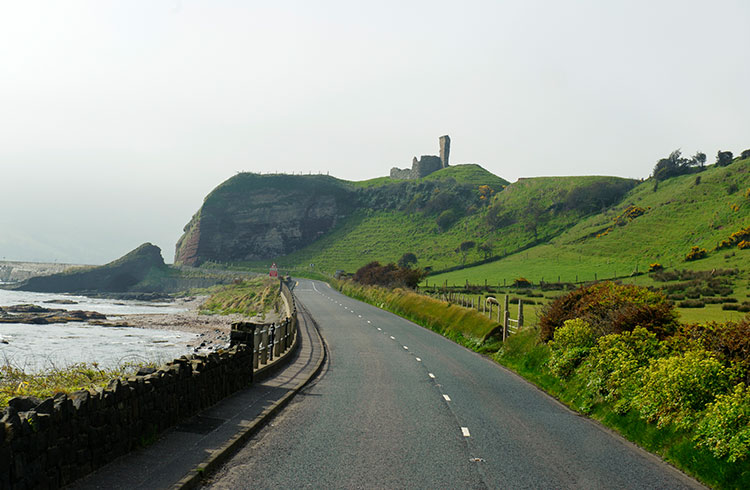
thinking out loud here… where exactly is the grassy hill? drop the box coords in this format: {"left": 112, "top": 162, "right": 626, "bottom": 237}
{"left": 255, "top": 172, "right": 636, "bottom": 275}
{"left": 428, "top": 157, "right": 750, "bottom": 323}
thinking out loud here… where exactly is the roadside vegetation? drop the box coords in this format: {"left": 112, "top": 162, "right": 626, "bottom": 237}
{"left": 198, "top": 276, "right": 281, "bottom": 319}
{"left": 0, "top": 361, "right": 153, "bottom": 407}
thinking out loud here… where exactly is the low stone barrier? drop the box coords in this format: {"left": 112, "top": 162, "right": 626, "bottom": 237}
{"left": 0, "top": 279, "right": 299, "bottom": 489}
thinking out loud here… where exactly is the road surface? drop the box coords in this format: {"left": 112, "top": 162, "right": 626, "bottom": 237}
{"left": 204, "top": 279, "right": 701, "bottom": 489}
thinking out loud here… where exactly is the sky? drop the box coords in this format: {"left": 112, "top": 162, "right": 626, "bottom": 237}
{"left": 1, "top": 0, "right": 749, "bottom": 265}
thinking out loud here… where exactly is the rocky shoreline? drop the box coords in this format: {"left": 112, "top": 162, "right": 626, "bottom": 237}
{"left": 0, "top": 295, "right": 270, "bottom": 354}
{"left": 115, "top": 296, "right": 245, "bottom": 353}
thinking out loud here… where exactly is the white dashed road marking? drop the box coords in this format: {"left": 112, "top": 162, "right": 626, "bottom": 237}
{"left": 461, "top": 427, "right": 471, "bottom": 437}
{"left": 390, "top": 336, "right": 395, "bottom": 340}
{"left": 403, "top": 346, "right": 408, "bottom": 350}
{"left": 377, "top": 328, "right": 382, "bottom": 331}
{"left": 415, "top": 357, "right": 421, "bottom": 362}
{"left": 443, "top": 394, "right": 451, "bottom": 402}
{"left": 428, "top": 373, "right": 436, "bottom": 379}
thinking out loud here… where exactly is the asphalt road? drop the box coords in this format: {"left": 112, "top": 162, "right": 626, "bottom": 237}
{"left": 204, "top": 279, "right": 702, "bottom": 489}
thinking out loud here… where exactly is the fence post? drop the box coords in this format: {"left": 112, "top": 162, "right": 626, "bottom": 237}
{"left": 274, "top": 324, "right": 281, "bottom": 357}
{"left": 503, "top": 308, "right": 509, "bottom": 342}
{"left": 253, "top": 327, "right": 260, "bottom": 369}
{"left": 261, "top": 327, "right": 269, "bottom": 365}
{"left": 518, "top": 299, "right": 524, "bottom": 328}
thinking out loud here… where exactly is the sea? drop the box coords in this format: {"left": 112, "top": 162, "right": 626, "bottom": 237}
{"left": 0, "top": 287, "right": 199, "bottom": 372}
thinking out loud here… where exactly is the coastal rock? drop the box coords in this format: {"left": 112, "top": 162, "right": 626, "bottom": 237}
{"left": 12, "top": 243, "right": 166, "bottom": 294}
{"left": 175, "top": 174, "right": 358, "bottom": 266}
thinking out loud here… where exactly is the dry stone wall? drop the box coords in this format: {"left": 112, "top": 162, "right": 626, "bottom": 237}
{"left": 0, "top": 280, "right": 299, "bottom": 489}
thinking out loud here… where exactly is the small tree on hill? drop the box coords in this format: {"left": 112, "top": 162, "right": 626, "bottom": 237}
{"left": 716, "top": 151, "right": 734, "bottom": 167}
{"left": 478, "top": 241, "right": 494, "bottom": 259}
{"left": 692, "top": 151, "right": 707, "bottom": 168}
{"left": 458, "top": 240, "right": 476, "bottom": 264}
{"left": 397, "top": 252, "right": 417, "bottom": 268}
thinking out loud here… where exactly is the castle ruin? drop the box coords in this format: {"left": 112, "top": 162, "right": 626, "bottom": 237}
{"left": 390, "top": 135, "right": 451, "bottom": 180}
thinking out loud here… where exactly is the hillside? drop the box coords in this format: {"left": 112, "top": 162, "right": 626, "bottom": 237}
{"left": 430, "top": 156, "right": 750, "bottom": 287}
{"left": 174, "top": 164, "right": 511, "bottom": 268}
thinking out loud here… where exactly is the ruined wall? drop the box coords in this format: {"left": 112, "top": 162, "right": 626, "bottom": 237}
{"left": 439, "top": 135, "right": 450, "bottom": 168}
{"left": 389, "top": 136, "right": 451, "bottom": 180}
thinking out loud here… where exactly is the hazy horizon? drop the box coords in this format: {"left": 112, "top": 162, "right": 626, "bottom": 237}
{"left": 2, "top": 1, "right": 749, "bottom": 264}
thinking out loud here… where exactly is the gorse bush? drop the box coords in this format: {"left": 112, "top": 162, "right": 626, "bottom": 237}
{"left": 581, "top": 327, "right": 662, "bottom": 414}
{"left": 685, "top": 246, "right": 708, "bottom": 261}
{"left": 695, "top": 383, "right": 750, "bottom": 462}
{"left": 632, "top": 349, "right": 731, "bottom": 429}
{"left": 717, "top": 225, "right": 750, "bottom": 250}
{"left": 548, "top": 319, "right": 596, "bottom": 378}
{"left": 539, "top": 282, "right": 677, "bottom": 341}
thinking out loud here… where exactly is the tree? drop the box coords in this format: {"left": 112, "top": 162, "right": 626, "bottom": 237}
{"left": 716, "top": 151, "right": 734, "bottom": 167}
{"left": 478, "top": 241, "right": 494, "bottom": 259}
{"left": 522, "top": 201, "right": 545, "bottom": 240}
{"left": 458, "top": 241, "right": 476, "bottom": 264}
{"left": 397, "top": 252, "right": 417, "bottom": 268}
{"left": 692, "top": 151, "right": 707, "bottom": 168}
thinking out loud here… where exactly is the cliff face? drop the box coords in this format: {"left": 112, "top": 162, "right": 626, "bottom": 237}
{"left": 174, "top": 174, "right": 357, "bottom": 266}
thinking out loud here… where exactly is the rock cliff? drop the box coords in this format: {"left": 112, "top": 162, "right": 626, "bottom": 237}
{"left": 174, "top": 174, "right": 357, "bottom": 266}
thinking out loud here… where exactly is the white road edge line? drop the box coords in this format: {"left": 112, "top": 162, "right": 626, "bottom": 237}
{"left": 461, "top": 427, "right": 471, "bottom": 437}
{"left": 443, "top": 394, "right": 451, "bottom": 402}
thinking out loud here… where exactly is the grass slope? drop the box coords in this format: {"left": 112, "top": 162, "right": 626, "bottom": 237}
{"left": 263, "top": 173, "right": 635, "bottom": 275}
{"left": 431, "top": 159, "right": 750, "bottom": 285}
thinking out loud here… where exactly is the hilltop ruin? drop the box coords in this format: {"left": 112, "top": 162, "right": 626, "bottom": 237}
{"left": 390, "top": 135, "right": 451, "bottom": 180}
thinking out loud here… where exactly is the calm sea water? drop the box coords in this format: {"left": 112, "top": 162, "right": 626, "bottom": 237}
{"left": 0, "top": 289, "right": 198, "bottom": 372}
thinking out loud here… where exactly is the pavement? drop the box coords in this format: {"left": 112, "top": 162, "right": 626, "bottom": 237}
{"left": 69, "top": 299, "right": 326, "bottom": 490}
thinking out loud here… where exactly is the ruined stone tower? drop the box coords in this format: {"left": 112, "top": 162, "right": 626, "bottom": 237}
{"left": 439, "top": 135, "right": 450, "bottom": 168}
{"left": 390, "top": 135, "right": 452, "bottom": 180}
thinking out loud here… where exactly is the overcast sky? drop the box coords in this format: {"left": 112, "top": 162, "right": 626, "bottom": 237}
{"left": 1, "top": 1, "right": 749, "bottom": 264}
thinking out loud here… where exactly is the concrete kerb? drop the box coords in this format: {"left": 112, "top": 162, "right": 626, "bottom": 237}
{"left": 173, "top": 302, "right": 327, "bottom": 489}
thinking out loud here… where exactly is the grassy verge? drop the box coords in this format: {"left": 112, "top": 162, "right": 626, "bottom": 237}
{"left": 0, "top": 362, "right": 151, "bottom": 407}
{"left": 199, "top": 277, "right": 281, "bottom": 319}
{"left": 332, "top": 279, "right": 500, "bottom": 353}
{"left": 329, "top": 279, "right": 749, "bottom": 489}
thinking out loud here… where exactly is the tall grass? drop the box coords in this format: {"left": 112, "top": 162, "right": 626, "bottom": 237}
{"left": 333, "top": 280, "right": 499, "bottom": 347}
{"left": 199, "top": 277, "right": 280, "bottom": 318}
{"left": 0, "top": 360, "right": 152, "bottom": 407}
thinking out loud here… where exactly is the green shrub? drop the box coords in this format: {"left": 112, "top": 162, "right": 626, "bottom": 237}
{"left": 685, "top": 246, "right": 708, "bottom": 261}
{"left": 633, "top": 350, "right": 731, "bottom": 429}
{"left": 676, "top": 319, "right": 750, "bottom": 383}
{"left": 581, "top": 327, "right": 663, "bottom": 413}
{"left": 548, "top": 319, "right": 596, "bottom": 378}
{"left": 695, "top": 383, "right": 750, "bottom": 462}
{"left": 539, "top": 282, "right": 678, "bottom": 341}
{"left": 678, "top": 299, "right": 705, "bottom": 308}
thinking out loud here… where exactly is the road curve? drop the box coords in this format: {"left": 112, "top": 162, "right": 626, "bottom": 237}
{"left": 205, "top": 279, "right": 702, "bottom": 489}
